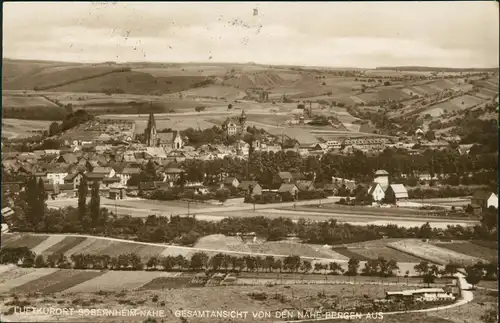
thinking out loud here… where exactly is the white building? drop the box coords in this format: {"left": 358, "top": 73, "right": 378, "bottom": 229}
{"left": 368, "top": 183, "right": 385, "bottom": 202}
{"left": 373, "top": 169, "right": 390, "bottom": 191}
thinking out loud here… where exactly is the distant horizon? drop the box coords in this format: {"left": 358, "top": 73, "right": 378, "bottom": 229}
{"left": 3, "top": 2, "right": 498, "bottom": 69}
{"left": 4, "top": 57, "right": 499, "bottom": 71}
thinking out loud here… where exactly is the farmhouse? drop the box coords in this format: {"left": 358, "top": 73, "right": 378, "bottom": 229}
{"left": 470, "top": 191, "right": 498, "bottom": 210}
{"left": 384, "top": 184, "right": 409, "bottom": 203}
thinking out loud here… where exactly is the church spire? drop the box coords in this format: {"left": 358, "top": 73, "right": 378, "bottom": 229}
{"left": 146, "top": 111, "right": 157, "bottom": 147}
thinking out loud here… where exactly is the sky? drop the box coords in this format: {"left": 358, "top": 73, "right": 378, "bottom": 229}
{"left": 3, "top": 1, "right": 499, "bottom": 68}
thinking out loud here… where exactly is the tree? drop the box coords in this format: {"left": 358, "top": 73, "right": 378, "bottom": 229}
{"left": 78, "top": 176, "right": 88, "bottom": 220}
{"left": 465, "top": 266, "right": 483, "bottom": 289}
{"left": 362, "top": 259, "right": 380, "bottom": 276}
{"left": 414, "top": 261, "right": 430, "bottom": 276}
{"left": 227, "top": 104, "right": 233, "bottom": 110}
{"left": 301, "top": 260, "right": 312, "bottom": 273}
{"left": 48, "top": 122, "right": 60, "bottom": 137}
{"left": 265, "top": 256, "right": 275, "bottom": 272}
{"left": 190, "top": 252, "right": 209, "bottom": 271}
{"left": 146, "top": 256, "right": 159, "bottom": 270}
{"left": 422, "top": 272, "right": 436, "bottom": 287}
{"left": 424, "top": 130, "right": 436, "bottom": 141}
{"left": 210, "top": 253, "right": 224, "bottom": 271}
{"left": 481, "top": 206, "right": 498, "bottom": 231}
{"left": 346, "top": 258, "right": 360, "bottom": 276}
{"left": 34, "top": 255, "right": 46, "bottom": 268}
{"left": 215, "top": 189, "right": 229, "bottom": 203}
{"left": 443, "top": 263, "right": 459, "bottom": 277}
{"left": 37, "top": 178, "right": 47, "bottom": 229}
{"left": 89, "top": 181, "right": 100, "bottom": 226}
{"left": 329, "top": 262, "right": 343, "bottom": 275}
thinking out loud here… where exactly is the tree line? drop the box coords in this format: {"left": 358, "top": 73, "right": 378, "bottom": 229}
{"left": 177, "top": 148, "right": 497, "bottom": 189}
{"left": 3, "top": 247, "right": 495, "bottom": 290}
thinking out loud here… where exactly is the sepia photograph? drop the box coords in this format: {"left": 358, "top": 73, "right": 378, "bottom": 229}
{"left": 1, "top": 1, "right": 498, "bottom": 322}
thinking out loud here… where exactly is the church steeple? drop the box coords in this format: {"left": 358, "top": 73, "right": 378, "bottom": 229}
{"left": 145, "top": 111, "right": 157, "bottom": 147}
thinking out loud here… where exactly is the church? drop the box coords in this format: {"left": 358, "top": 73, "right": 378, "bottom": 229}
{"left": 222, "top": 110, "right": 248, "bottom": 136}
{"left": 145, "top": 112, "right": 184, "bottom": 150}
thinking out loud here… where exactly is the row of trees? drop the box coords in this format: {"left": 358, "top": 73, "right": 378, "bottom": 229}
{"left": 413, "top": 260, "right": 498, "bottom": 288}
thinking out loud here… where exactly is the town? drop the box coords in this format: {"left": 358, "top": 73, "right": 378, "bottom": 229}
{"left": 1, "top": 2, "right": 498, "bottom": 323}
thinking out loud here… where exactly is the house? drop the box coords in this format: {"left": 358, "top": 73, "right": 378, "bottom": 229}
{"left": 46, "top": 167, "right": 69, "bottom": 185}
{"left": 278, "top": 183, "right": 299, "bottom": 198}
{"left": 161, "top": 167, "right": 186, "bottom": 186}
{"left": 322, "top": 183, "right": 338, "bottom": 196}
{"left": 56, "top": 153, "right": 78, "bottom": 164}
{"left": 93, "top": 167, "right": 115, "bottom": 178}
{"left": 84, "top": 172, "right": 107, "bottom": 186}
{"left": 117, "top": 167, "right": 141, "bottom": 186}
{"left": 281, "top": 139, "right": 300, "bottom": 152}
{"left": 64, "top": 172, "right": 83, "bottom": 190}
{"left": 326, "top": 140, "right": 342, "bottom": 150}
{"left": 373, "top": 170, "right": 390, "bottom": 191}
{"left": 368, "top": 183, "right": 385, "bottom": 202}
{"left": 239, "top": 181, "right": 262, "bottom": 197}
{"left": 222, "top": 110, "right": 247, "bottom": 136}
{"left": 102, "top": 176, "right": 121, "bottom": 188}
{"left": 296, "top": 181, "right": 315, "bottom": 192}
{"left": 384, "top": 184, "right": 409, "bottom": 204}
{"left": 471, "top": 191, "right": 498, "bottom": 210}
{"left": 85, "top": 160, "right": 100, "bottom": 172}
{"left": 223, "top": 177, "right": 240, "bottom": 189}
{"left": 274, "top": 172, "right": 294, "bottom": 184}
{"left": 109, "top": 187, "right": 127, "bottom": 200}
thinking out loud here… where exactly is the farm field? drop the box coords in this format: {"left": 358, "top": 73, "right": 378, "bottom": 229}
{"left": 341, "top": 247, "right": 425, "bottom": 263}
{"left": 1, "top": 118, "right": 52, "bottom": 138}
{"left": 2, "top": 95, "right": 59, "bottom": 109}
{"left": 42, "top": 236, "right": 88, "bottom": 255}
{"left": 63, "top": 271, "right": 180, "bottom": 293}
{"left": 247, "top": 242, "right": 348, "bottom": 260}
{"left": 470, "top": 240, "right": 498, "bottom": 250}
{"left": 2, "top": 234, "right": 49, "bottom": 249}
{"left": 0, "top": 268, "right": 60, "bottom": 293}
{"left": 431, "top": 241, "right": 498, "bottom": 264}
{"left": 387, "top": 239, "right": 484, "bottom": 266}
{"left": 422, "top": 95, "right": 485, "bottom": 117}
